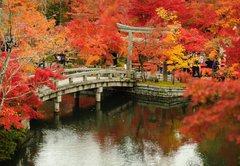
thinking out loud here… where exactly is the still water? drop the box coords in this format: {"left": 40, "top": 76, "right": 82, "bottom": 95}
{"left": 12, "top": 92, "right": 239, "bottom": 166}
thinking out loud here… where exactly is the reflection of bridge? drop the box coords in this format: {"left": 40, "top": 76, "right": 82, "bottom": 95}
{"left": 39, "top": 68, "right": 135, "bottom": 112}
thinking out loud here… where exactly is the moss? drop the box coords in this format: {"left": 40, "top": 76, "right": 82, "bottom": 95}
{"left": 140, "top": 81, "right": 186, "bottom": 88}
{"left": 0, "top": 129, "right": 27, "bottom": 161}
{"left": 159, "top": 89, "right": 167, "bottom": 93}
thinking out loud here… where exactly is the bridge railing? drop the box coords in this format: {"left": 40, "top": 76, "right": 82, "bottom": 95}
{"left": 63, "top": 67, "right": 101, "bottom": 75}
{"left": 55, "top": 69, "right": 135, "bottom": 87}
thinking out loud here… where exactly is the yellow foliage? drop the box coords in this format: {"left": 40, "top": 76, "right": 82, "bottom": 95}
{"left": 209, "top": 50, "right": 217, "bottom": 60}
{"left": 23, "top": 63, "right": 35, "bottom": 73}
{"left": 156, "top": 7, "right": 178, "bottom": 22}
{"left": 163, "top": 32, "right": 177, "bottom": 43}
{"left": 166, "top": 45, "right": 189, "bottom": 70}
{"left": 162, "top": 23, "right": 181, "bottom": 44}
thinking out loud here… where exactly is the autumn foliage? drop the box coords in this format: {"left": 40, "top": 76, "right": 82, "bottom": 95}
{"left": 0, "top": 52, "right": 63, "bottom": 130}
{"left": 182, "top": 78, "right": 240, "bottom": 144}
{"left": 0, "top": 0, "right": 239, "bottom": 146}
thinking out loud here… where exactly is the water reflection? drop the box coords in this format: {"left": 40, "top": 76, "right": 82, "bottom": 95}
{"left": 12, "top": 93, "right": 239, "bottom": 166}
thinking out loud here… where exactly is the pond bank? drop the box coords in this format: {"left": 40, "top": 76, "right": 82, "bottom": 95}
{"left": 131, "top": 83, "right": 185, "bottom": 98}
{"left": 108, "top": 83, "right": 186, "bottom": 98}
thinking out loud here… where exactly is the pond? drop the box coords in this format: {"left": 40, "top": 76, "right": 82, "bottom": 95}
{"left": 10, "top": 92, "right": 240, "bottom": 166}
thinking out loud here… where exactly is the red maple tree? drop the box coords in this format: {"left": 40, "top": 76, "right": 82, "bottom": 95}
{"left": 0, "top": 52, "right": 63, "bottom": 130}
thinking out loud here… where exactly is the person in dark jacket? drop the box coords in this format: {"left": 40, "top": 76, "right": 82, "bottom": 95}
{"left": 212, "top": 59, "right": 219, "bottom": 77}
{"left": 192, "top": 60, "right": 201, "bottom": 78}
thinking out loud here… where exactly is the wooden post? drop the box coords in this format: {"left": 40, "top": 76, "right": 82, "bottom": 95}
{"left": 163, "top": 61, "right": 168, "bottom": 82}
{"left": 172, "top": 72, "right": 175, "bottom": 85}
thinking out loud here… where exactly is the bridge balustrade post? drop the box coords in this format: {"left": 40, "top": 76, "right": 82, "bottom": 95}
{"left": 96, "top": 73, "right": 100, "bottom": 80}
{"left": 83, "top": 75, "right": 87, "bottom": 81}
{"left": 108, "top": 73, "right": 113, "bottom": 79}
{"left": 69, "top": 77, "right": 73, "bottom": 84}
{"left": 120, "top": 73, "right": 124, "bottom": 79}
{"left": 96, "top": 87, "right": 103, "bottom": 102}
{"left": 131, "top": 70, "right": 136, "bottom": 80}
{"left": 54, "top": 81, "right": 58, "bottom": 87}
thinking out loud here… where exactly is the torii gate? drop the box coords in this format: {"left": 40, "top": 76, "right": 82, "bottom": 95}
{"left": 116, "top": 23, "right": 154, "bottom": 72}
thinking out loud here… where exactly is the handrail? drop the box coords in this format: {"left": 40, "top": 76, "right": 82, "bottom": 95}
{"left": 48, "top": 69, "right": 136, "bottom": 88}
{"left": 63, "top": 68, "right": 101, "bottom": 74}
{"left": 67, "top": 69, "right": 130, "bottom": 78}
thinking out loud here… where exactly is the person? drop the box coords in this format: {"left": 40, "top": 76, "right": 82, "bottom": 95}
{"left": 192, "top": 60, "right": 201, "bottom": 78}
{"left": 212, "top": 59, "right": 219, "bottom": 77}
{"left": 205, "top": 58, "right": 213, "bottom": 68}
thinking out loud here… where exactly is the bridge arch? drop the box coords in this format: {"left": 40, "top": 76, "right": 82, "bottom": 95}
{"left": 39, "top": 68, "right": 135, "bottom": 112}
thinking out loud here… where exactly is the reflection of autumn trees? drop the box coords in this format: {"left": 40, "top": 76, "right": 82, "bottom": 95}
{"left": 95, "top": 103, "right": 190, "bottom": 155}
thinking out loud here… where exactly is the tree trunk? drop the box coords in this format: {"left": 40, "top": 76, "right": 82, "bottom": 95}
{"left": 59, "top": 0, "right": 63, "bottom": 25}
{"left": 163, "top": 61, "right": 167, "bottom": 82}
{"left": 0, "top": 51, "right": 11, "bottom": 113}
{"left": 172, "top": 72, "right": 175, "bottom": 85}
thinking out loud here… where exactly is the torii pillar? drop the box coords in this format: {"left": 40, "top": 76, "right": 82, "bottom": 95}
{"left": 116, "top": 23, "right": 153, "bottom": 76}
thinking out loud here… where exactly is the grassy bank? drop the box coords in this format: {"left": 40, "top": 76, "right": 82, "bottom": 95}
{"left": 140, "top": 81, "right": 186, "bottom": 88}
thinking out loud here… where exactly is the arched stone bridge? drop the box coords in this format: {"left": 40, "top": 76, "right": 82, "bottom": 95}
{"left": 38, "top": 68, "right": 136, "bottom": 112}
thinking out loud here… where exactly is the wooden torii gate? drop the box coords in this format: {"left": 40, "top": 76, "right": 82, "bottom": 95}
{"left": 116, "top": 23, "right": 154, "bottom": 72}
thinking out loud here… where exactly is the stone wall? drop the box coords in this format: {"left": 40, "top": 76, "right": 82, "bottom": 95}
{"left": 125, "top": 83, "right": 185, "bottom": 98}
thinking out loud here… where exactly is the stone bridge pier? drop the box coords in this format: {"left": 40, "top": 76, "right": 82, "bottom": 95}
{"left": 54, "top": 93, "right": 62, "bottom": 113}
{"left": 96, "top": 87, "right": 103, "bottom": 102}
{"left": 54, "top": 87, "right": 104, "bottom": 113}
